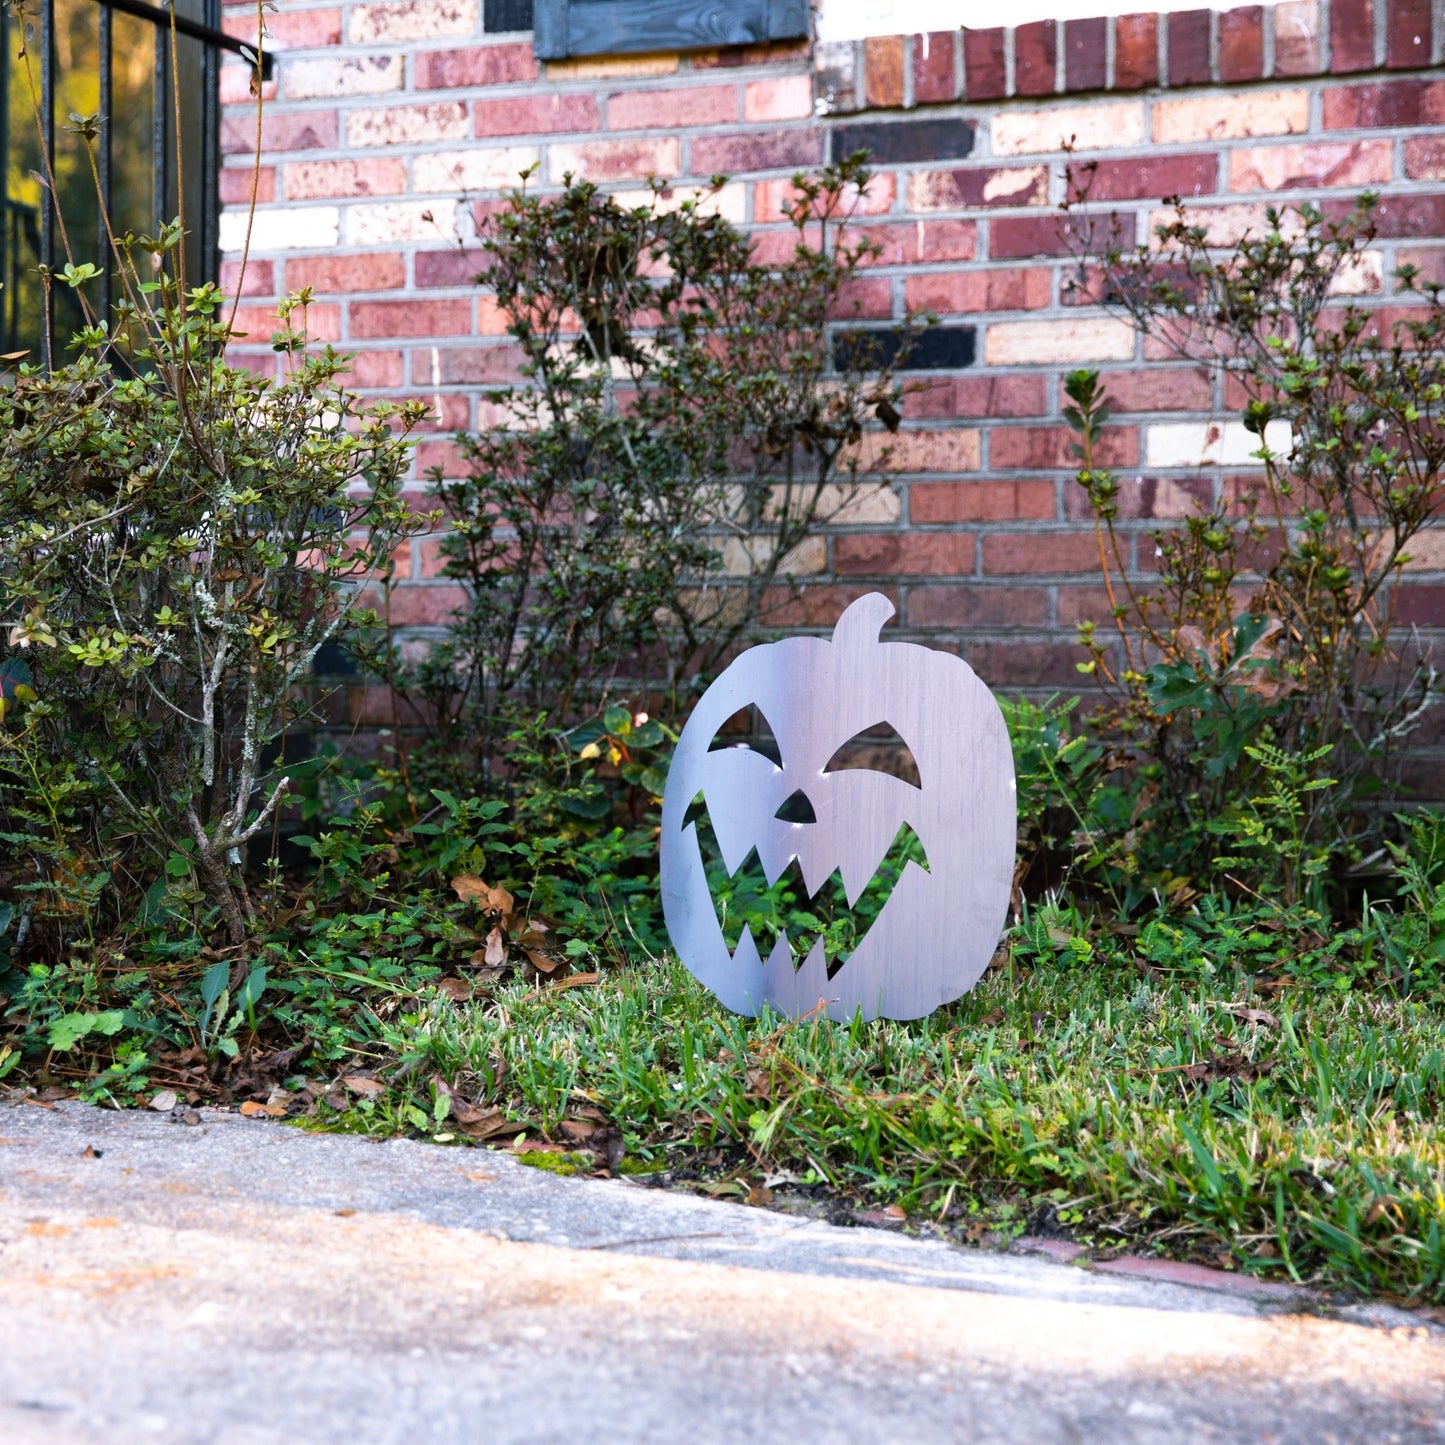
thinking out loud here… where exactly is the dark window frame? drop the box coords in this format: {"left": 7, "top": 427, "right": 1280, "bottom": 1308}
{"left": 533, "top": 0, "right": 809, "bottom": 61}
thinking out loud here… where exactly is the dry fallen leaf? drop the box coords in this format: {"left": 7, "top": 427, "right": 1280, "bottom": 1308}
{"left": 552, "top": 972, "right": 600, "bottom": 992}
{"left": 483, "top": 926, "right": 506, "bottom": 967}
{"left": 340, "top": 1075, "right": 384, "bottom": 1097}
{"left": 1224, "top": 1005, "right": 1279, "bottom": 1029}
{"left": 451, "top": 876, "right": 515, "bottom": 915}
{"left": 524, "top": 947, "right": 564, "bottom": 975}
{"left": 148, "top": 1090, "right": 178, "bottom": 1112}
{"left": 436, "top": 977, "right": 474, "bottom": 1003}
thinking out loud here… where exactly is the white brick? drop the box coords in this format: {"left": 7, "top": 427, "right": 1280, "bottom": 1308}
{"left": 985, "top": 317, "right": 1135, "bottom": 366}
{"left": 220, "top": 206, "right": 339, "bottom": 253}
{"left": 346, "top": 199, "right": 459, "bottom": 245}
{"left": 413, "top": 147, "right": 540, "bottom": 193}
{"left": 611, "top": 183, "right": 748, "bottom": 224}
{"left": 991, "top": 101, "right": 1146, "bottom": 157}
{"left": 284, "top": 55, "right": 403, "bottom": 100}
{"left": 1146, "top": 420, "right": 1292, "bottom": 468}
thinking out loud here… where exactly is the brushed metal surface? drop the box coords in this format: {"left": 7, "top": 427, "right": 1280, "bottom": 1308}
{"left": 661, "top": 592, "right": 1016, "bottom": 1021}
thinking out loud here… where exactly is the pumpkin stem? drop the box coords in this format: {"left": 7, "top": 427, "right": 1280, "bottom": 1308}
{"left": 832, "top": 591, "right": 896, "bottom": 649}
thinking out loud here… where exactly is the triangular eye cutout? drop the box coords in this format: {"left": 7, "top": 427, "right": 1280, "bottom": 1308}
{"left": 823, "top": 722, "right": 922, "bottom": 789}
{"left": 706, "top": 705, "right": 782, "bottom": 767}
{"left": 774, "top": 789, "right": 817, "bottom": 824}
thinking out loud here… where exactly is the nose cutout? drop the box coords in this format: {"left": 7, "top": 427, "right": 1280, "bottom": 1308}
{"left": 774, "top": 789, "right": 817, "bottom": 824}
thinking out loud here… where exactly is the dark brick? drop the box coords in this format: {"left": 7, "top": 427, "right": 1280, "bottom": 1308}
{"left": 830, "top": 117, "right": 975, "bottom": 166}
{"left": 1167, "top": 9, "right": 1212, "bottom": 85}
{"left": 1063, "top": 17, "right": 1107, "bottom": 91}
{"left": 1324, "top": 77, "right": 1445, "bottom": 126}
{"left": 913, "top": 32, "right": 957, "bottom": 104}
{"left": 907, "top": 585, "right": 1048, "bottom": 629}
{"left": 1084, "top": 153, "right": 1218, "bottom": 201}
{"left": 963, "top": 28, "right": 1007, "bottom": 101}
{"left": 1331, "top": 0, "right": 1376, "bottom": 72}
{"left": 991, "top": 211, "right": 1131, "bottom": 259}
{"left": 483, "top": 0, "right": 532, "bottom": 32}
{"left": 1219, "top": 6, "right": 1265, "bottom": 81}
{"left": 1326, "top": 191, "right": 1445, "bottom": 236}
{"left": 833, "top": 326, "right": 976, "bottom": 373}
{"left": 1113, "top": 13, "right": 1159, "bottom": 89}
{"left": 1015, "top": 20, "right": 1057, "bottom": 96}
{"left": 1387, "top": 0, "right": 1433, "bottom": 68}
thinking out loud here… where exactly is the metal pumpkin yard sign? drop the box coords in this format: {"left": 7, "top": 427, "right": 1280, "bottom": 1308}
{"left": 660, "top": 592, "right": 1016, "bottom": 1021}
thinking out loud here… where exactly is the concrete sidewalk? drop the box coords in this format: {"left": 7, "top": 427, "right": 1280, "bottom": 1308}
{"left": 1, "top": 1100, "right": 1441, "bottom": 1443}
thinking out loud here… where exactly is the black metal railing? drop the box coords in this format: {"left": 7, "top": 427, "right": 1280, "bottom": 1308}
{"left": 1, "top": 0, "right": 263, "bottom": 363}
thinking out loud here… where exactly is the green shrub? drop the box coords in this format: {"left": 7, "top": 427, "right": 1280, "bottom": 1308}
{"left": 1061, "top": 191, "right": 1445, "bottom": 897}
{"left": 0, "top": 233, "right": 425, "bottom": 948}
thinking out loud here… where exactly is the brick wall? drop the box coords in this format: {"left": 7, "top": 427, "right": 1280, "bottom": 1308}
{"left": 218, "top": 0, "right": 1445, "bottom": 777}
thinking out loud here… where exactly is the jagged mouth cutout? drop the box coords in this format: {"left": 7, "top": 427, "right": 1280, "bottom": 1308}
{"left": 683, "top": 708, "right": 928, "bottom": 979}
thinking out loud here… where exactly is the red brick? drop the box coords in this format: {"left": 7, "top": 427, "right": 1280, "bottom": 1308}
{"left": 1113, "top": 14, "right": 1159, "bottom": 89}
{"left": 829, "top": 276, "right": 893, "bottom": 319}
{"left": 428, "top": 345, "right": 527, "bottom": 384}
{"left": 950, "top": 374, "right": 1048, "bottom": 418}
{"left": 344, "top": 350, "right": 405, "bottom": 388}
{"left": 913, "top": 32, "right": 957, "bottom": 104}
{"left": 1387, "top": 0, "right": 1433, "bottom": 67}
{"left": 287, "top": 252, "right": 405, "bottom": 293}
{"left": 475, "top": 93, "right": 598, "bottom": 137}
{"left": 1330, "top": 0, "right": 1376, "bottom": 71}
{"left": 991, "top": 212, "right": 1130, "bottom": 260}
{"left": 283, "top": 158, "right": 405, "bottom": 200}
{"left": 905, "top": 267, "right": 1051, "bottom": 313}
{"left": 1408, "top": 136, "right": 1445, "bottom": 178}
{"left": 417, "top": 42, "right": 536, "bottom": 90}
{"left": 764, "top": 585, "right": 901, "bottom": 628}
{"left": 864, "top": 35, "right": 905, "bottom": 108}
{"left": 907, "top": 585, "right": 1047, "bottom": 628}
{"left": 224, "top": 5, "right": 340, "bottom": 47}
{"left": 1273, "top": 0, "right": 1323, "bottom": 75}
{"left": 1015, "top": 21, "right": 1058, "bottom": 96}
{"left": 991, "top": 426, "right": 1138, "bottom": 470}
{"left": 413, "top": 442, "right": 469, "bottom": 478}
{"left": 608, "top": 84, "right": 737, "bottom": 130}
{"left": 1167, "top": 10, "right": 1213, "bottom": 85}
{"left": 1087, "top": 367, "right": 1213, "bottom": 412}
{"left": 857, "top": 220, "right": 978, "bottom": 266}
{"left": 1057, "top": 585, "right": 1123, "bottom": 626}
{"left": 755, "top": 174, "right": 895, "bottom": 223}
{"left": 834, "top": 533, "right": 975, "bottom": 575}
{"left": 909, "top": 479, "right": 1056, "bottom": 522}
{"left": 220, "top": 166, "right": 274, "bottom": 204}
{"left": 550, "top": 137, "right": 678, "bottom": 182}
{"left": 690, "top": 131, "right": 823, "bottom": 174}
{"left": 232, "top": 302, "right": 341, "bottom": 342}
{"left": 967, "top": 640, "right": 1089, "bottom": 687}
{"left": 1083, "top": 153, "right": 1218, "bottom": 201}
{"left": 352, "top": 300, "right": 472, "bottom": 339}
{"left": 1323, "top": 77, "right": 1445, "bottom": 126}
{"left": 415, "top": 248, "right": 487, "bottom": 288}
{"left": 1063, "top": 17, "right": 1107, "bottom": 92}
{"left": 372, "top": 584, "right": 469, "bottom": 629}
{"left": 1329, "top": 191, "right": 1445, "bottom": 236}
{"left": 1219, "top": 7, "right": 1265, "bottom": 81}
{"left": 219, "top": 258, "right": 274, "bottom": 297}
{"left": 909, "top": 166, "right": 1048, "bottom": 211}
{"left": 221, "top": 109, "right": 338, "bottom": 155}
{"left": 1063, "top": 472, "right": 1212, "bottom": 520}
{"left": 963, "top": 28, "right": 1008, "bottom": 101}
{"left": 1395, "top": 584, "right": 1445, "bottom": 626}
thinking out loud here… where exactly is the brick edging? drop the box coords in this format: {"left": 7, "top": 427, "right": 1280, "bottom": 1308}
{"left": 816, "top": 0, "right": 1443, "bottom": 115}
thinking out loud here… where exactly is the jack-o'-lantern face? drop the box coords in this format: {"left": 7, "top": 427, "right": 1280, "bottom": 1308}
{"left": 660, "top": 593, "right": 1015, "bottom": 1021}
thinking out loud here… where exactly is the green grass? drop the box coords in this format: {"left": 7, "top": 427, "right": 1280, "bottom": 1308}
{"left": 340, "top": 941, "right": 1445, "bottom": 1305}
